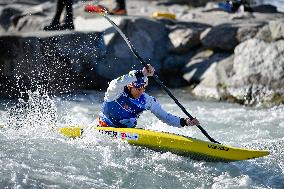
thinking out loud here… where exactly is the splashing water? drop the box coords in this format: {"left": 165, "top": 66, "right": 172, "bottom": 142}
{"left": 0, "top": 90, "right": 283, "bottom": 188}
{"left": 5, "top": 90, "right": 57, "bottom": 136}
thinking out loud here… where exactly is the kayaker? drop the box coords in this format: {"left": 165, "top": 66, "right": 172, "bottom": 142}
{"left": 98, "top": 64, "right": 200, "bottom": 128}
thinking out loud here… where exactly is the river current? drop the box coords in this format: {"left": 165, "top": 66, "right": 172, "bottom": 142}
{"left": 0, "top": 89, "right": 283, "bottom": 189}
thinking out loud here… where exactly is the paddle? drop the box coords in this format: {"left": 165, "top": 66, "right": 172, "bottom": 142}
{"left": 94, "top": 10, "right": 220, "bottom": 144}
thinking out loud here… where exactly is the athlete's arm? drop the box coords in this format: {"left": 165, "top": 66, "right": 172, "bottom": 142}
{"left": 144, "top": 94, "right": 184, "bottom": 127}
{"left": 144, "top": 94, "right": 200, "bottom": 127}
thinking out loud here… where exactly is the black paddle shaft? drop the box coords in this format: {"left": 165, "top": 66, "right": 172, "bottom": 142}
{"left": 152, "top": 75, "right": 220, "bottom": 144}
{"left": 103, "top": 15, "right": 220, "bottom": 144}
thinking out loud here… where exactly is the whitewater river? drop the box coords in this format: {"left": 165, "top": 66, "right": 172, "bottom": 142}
{"left": 0, "top": 89, "right": 283, "bottom": 189}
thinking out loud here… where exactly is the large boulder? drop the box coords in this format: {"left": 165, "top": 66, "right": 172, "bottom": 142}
{"left": 192, "top": 55, "right": 234, "bottom": 100}
{"left": 183, "top": 49, "right": 213, "bottom": 84}
{"left": 269, "top": 20, "right": 284, "bottom": 41}
{"left": 168, "top": 28, "right": 201, "bottom": 54}
{"left": 159, "top": 53, "right": 193, "bottom": 87}
{"left": 95, "top": 18, "right": 169, "bottom": 79}
{"left": 236, "top": 25, "right": 259, "bottom": 43}
{"left": 167, "top": 22, "right": 209, "bottom": 54}
{"left": 200, "top": 24, "right": 238, "bottom": 51}
{"left": 9, "top": 15, "right": 49, "bottom": 32}
{"left": 0, "top": 2, "right": 54, "bottom": 33}
{"left": 0, "top": 6, "right": 22, "bottom": 30}
{"left": 193, "top": 38, "right": 284, "bottom": 105}
{"left": 200, "top": 23, "right": 262, "bottom": 51}
{"left": 252, "top": 4, "right": 278, "bottom": 13}
{"left": 255, "top": 20, "right": 284, "bottom": 42}
{"left": 0, "top": 31, "right": 105, "bottom": 98}
{"left": 229, "top": 39, "right": 284, "bottom": 89}
{"left": 0, "top": 0, "right": 283, "bottom": 106}
{"left": 255, "top": 25, "right": 273, "bottom": 42}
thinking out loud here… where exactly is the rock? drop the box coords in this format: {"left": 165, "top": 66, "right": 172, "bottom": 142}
{"left": 162, "top": 54, "right": 189, "bottom": 71}
{"left": 200, "top": 22, "right": 264, "bottom": 51}
{"left": 227, "top": 39, "right": 284, "bottom": 105}
{"left": 10, "top": 2, "right": 54, "bottom": 27}
{"left": 255, "top": 25, "right": 273, "bottom": 42}
{"left": 168, "top": 28, "right": 201, "bottom": 54}
{"left": 0, "top": 26, "right": 4, "bottom": 33}
{"left": 204, "top": 2, "right": 218, "bottom": 10}
{"left": 0, "top": 2, "right": 54, "bottom": 33}
{"left": 0, "top": 0, "right": 49, "bottom": 5}
{"left": 193, "top": 38, "right": 284, "bottom": 106}
{"left": 183, "top": 50, "right": 231, "bottom": 85}
{"left": 229, "top": 12, "right": 255, "bottom": 20}
{"left": 200, "top": 24, "right": 238, "bottom": 51}
{"left": 254, "top": 20, "right": 284, "bottom": 43}
{"left": 230, "top": 39, "right": 284, "bottom": 88}
{"left": 160, "top": 53, "right": 193, "bottom": 87}
{"left": 0, "top": 6, "right": 21, "bottom": 30}
{"left": 236, "top": 25, "right": 259, "bottom": 43}
{"left": 95, "top": 18, "right": 168, "bottom": 80}
{"left": 269, "top": 20, "right": 284, "bottom": 41}
{"left": 9, "top": 15, "right": 48, "bottom": 32}
{"left": 0, "top": 0, "right": 284, "bottom": 106}
{"left": 252, "top": 4, "right": 278, "bottom": 13}
{"left": 0, "top": 31, "right": 106, "bottom": 98}
{"left": 192, "top": 55, "right": 235, "bottom": 100}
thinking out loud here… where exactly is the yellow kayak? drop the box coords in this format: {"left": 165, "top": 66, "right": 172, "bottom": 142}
{"left": 59, "top": 126, "right": 269, "bottom": 162}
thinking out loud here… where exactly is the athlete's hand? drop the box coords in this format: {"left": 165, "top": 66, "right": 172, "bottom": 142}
{"left": 142, "top": 64, "right": 155, "bottom": 77}
{"left": 185, "top": 118, "right": 200, "bottom": 126}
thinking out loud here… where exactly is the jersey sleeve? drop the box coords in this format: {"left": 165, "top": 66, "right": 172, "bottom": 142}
{"left": 104, "top": 70, "right": 146, "bottom": 102}
{"left": 144, "top": 93, "right": 182, "bottom": 128}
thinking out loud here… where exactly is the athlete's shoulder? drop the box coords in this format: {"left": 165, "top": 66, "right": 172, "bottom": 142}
{"left": 143, "top": 93, "right": 158, "bottom": 109}
{"left": 143, "top": 92, "right": 155, "bottom": 100}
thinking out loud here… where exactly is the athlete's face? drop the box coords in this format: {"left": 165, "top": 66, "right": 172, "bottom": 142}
{"left": 130, "top": 87, "right": 145, "bottom": 99}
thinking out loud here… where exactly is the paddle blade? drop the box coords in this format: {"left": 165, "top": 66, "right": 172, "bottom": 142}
{"left": 84, "top": 5, "right": 108, "bottom": 14}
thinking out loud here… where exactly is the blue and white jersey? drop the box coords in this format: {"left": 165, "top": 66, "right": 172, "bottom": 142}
{"left": 99, "top": 70, "right": 182, "bottom": 128}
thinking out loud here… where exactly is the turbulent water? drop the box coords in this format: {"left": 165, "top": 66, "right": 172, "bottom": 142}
{"left": 0, "top": 90, "right": 283, "bottom": 189}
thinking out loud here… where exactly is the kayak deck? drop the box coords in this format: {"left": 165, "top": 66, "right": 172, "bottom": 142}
{"left": 59, "top": 126, "right": 269, "bottom": 162}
